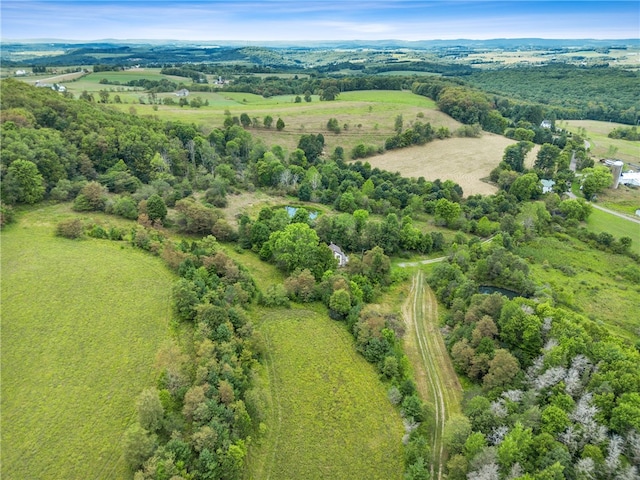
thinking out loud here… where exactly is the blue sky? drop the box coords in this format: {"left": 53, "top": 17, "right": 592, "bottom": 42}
{"left": 2, "top": 1, "right": 638, "bottom": 41}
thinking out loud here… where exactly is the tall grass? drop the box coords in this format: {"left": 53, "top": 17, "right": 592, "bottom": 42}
{"left": 1, "top": 205, "right": 174, "bottom": 479}
{"left": 247, "top": 307, "right": 404, "bottom": 480}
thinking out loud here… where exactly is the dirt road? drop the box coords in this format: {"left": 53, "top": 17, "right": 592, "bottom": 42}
{"left": 402, "top": 271, "right": 462, "bottom": 480}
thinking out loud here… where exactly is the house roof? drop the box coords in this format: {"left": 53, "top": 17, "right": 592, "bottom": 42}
{"left": 328, "top": 243, "right": 345, "bottom": 256}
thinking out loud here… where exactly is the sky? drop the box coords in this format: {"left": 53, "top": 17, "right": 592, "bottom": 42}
{"left": 1, "top": 1, "right": 639, "bottom": 42}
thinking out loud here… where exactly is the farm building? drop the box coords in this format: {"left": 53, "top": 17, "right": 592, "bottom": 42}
{"left": 175, "top": 88, "right": 190, "bottom": 97}
{"left": 329, "top": 243, "right": 349, "bottom": 267}
{"left": 540, "top": 120, "right": 553, "bottom": 129}
{"left": 619, "top": 171, "right": 640, "bottom": 187}
{"left": 603, "top": 159, "right": 640, "bottom": 188}
{"left": 35, "top": 82, "right": 66, "bottom": 92}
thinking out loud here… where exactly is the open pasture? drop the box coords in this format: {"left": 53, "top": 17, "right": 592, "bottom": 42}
{"left": 586, "top": 208, "right": 640, "bottom": 254}
{"left": 517, "top": 235, "right": 640, "bottom": 342}
{"left": 1, "top": 205, "right": 174, "bottom": 479}
{"left": 559, "top": 120, "right": 640, "bottom": 163}
{"left": 593, "top": 186, "right": 640, "bottom": 216}
{"left": 364, "top": 134, "right": 518, "bottom": 196}
{"left": 108, "top": 89, "right": 460, "bottom": 154}
{"left": 247, "top": 307, "right": 404, "bottom": 480}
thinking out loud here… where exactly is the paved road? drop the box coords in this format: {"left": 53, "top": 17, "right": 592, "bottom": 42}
{"left": 590, "top": 203, "right": 640, "bottom": 225}
{"left": 566, "top": 191, "right": 640, "bottom": 225}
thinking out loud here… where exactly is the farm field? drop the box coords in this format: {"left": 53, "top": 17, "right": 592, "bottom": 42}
{"left": 586, "top": 207, "right": 640, "bottom": 255}
{"left": 103, "top": 89, "right": 459, "bottom": 154}
{"left": 465, "top": 47, "right": 640, "bottom": 68}
{"left": 594, "top": 185, "right": 640, "bottom": 216}
{"left": 560, "top": 120, "right": 640, "bottom": 163}
{"left": 247, "top": 307, "right": 404, "bottom": 480}
{"left": 364, "top": 134, "right": 520, "bottom": 196}
{"left": 1, "top": 204, "right": 174, "bottom": 479}
{"left": 517, "top": 235, "right": 640, "bottom": 342}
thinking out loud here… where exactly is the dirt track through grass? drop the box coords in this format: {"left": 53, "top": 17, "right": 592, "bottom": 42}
{"left": 248, "top": 307, "right": 404, "bottom": 480}
{"left": 402, "top": 271, "right": 462, "bottom": 480}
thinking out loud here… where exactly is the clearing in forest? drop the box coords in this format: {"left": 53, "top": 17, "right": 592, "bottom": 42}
{"left": 365, "top": 134, "right": 519, "bottom": 196}
{"left": 1, "top": 205, "right": 174, "bottom": 479}
{"left": 402, "top": 271, "right": 462, "bottom": 480}
{"left": 247, "top": 307, "right": 404, "bottom": 480}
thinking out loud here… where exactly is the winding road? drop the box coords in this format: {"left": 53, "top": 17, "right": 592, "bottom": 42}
{"left": 402, "top": 271, "right": 462, "bottom": 480}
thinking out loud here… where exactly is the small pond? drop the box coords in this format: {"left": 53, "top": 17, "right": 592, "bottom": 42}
{"left": 478, "top": 286, "right": 522, "bottom": 299}
{"left": 285, "top": 206, "right": 318, "bottom": 220}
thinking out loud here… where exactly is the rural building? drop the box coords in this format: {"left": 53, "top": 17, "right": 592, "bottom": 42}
{"left": 541, "top": 179, "right": 555, "bottom": 194}
{"left": 540, "top": 120, "right": 552, "bottom": 129}
{"left": 619, "top": 171, "right": 640, "bottom": 188}
{"left": 603, "top": 159, "right": 640, "bottom": 188}
{"left": 15, "top": 70, "right": 26, "bottom": 76}
{"left": 175, "top": 88, "right": 190, "bottom": 97}
{"left": 35, "top": 82, "right": 66, "bottom": 92}
{"left": 329, "top": 243, "right": 349, "bottom": 267}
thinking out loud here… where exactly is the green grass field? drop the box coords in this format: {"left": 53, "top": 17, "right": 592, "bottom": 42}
{"left": 560, "top": 120, "right": 640, "bottom": 163}
{"left": 586, "top": 208, "right": 640, "bottom": 255}
{"left": 1, "top": 204, "right": 174, "bottom": 479}
{"left": 517, "top": 235, "right": 640, "bottom": 342}
{"left": 247, "top": 307, "right": 404, "bottom": 480}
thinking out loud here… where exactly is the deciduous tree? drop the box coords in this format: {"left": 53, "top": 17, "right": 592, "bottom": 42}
{"left": 3, "top": 159, "right": 45, "bottom": 204}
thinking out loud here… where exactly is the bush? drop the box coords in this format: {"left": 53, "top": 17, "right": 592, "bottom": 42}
{"left": 73, "top": 181, "right": 107, "bottom": 212}
{"left": 112, "top": 196, "right": 139, "bottom": 220}
{"left": 87, "top": 224, "right": 108, "bottom": 239}
{"left": 258, "top": 284, "right": 290, "bottom": 308}
{"left": 0, "top": 203, "right": 15, "bottom": 228}
{"left": 56, "top": 218, "right": 84, "bottom": 239}
{"left": 455, "top": 124, "right": 482, "bottom": 138}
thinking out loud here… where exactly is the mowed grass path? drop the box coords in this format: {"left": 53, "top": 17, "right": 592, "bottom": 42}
{"left": 1, "top": 206, "right": 174, "bottom": 479}
{"left": 248, "top": 307, "right": 404, "bottom": 480}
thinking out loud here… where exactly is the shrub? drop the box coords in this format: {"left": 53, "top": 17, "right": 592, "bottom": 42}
{"left": 258, "top": 284, "right": 290, "bottom": 308}
{"left": 112, "top": 196, "right": 139, "bottom": 220}
{"left": 56, "top": 218, "right": 84, "bottom": 239}
{"left": 0, "top": 203, "right": 15, "bottom": 228}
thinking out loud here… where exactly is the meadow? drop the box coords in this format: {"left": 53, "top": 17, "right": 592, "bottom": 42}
{"left": 517, "top": 235, "right": 640, "bottom": 342}
{"left": 247, "top": 307, "right": 404, "bottom": 480}
{"left": 586, "top": 207, "right": 640, "bottom": 254}
{"left": 560, "top": 119, "right": 640, "bottom": 163}
{"left": 1, "top": 204, "right": 174, "bottom": 479}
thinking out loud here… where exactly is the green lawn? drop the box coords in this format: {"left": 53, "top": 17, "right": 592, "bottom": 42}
{"left": 247, "top": 307, "right": 404, "bottom": 480}
{"left": 1, "top": 205, "right": 174, "bottom": 479}
{"left": 587, "top": 208, "right": 640, "bottom": 255}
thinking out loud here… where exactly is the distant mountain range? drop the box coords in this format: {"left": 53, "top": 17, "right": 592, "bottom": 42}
{"left": 3, "top": 38, "right": 639, "bottom": 49}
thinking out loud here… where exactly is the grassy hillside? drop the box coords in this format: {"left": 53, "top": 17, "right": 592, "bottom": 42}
{"left": 1, "top": 205, "right": 174, "bottom": 479}
{"left": 586, "top": 208, "right": 640, "bottom": 255}
{"left": 247, "top": 307, "right": 404, "bottom": 480}
{"left": 560, "top": 120, "right": 640, "bottom": 163}
{"left": 517, "top": 235, "right": 640, "bottom": 342}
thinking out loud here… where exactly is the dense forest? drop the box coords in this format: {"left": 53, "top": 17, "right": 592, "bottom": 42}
{"left": 465, "top": 65, "right": 640, "bottom": 125}
{"left": 1, "top": 71, "right": 638, "bottom": 480}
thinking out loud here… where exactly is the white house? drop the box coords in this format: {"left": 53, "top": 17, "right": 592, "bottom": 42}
{"left": 329, "top": 243, "right": 349, "bottom": 267}
{"left": 541, "top": 179, "right": 555, "bottom": 194}
{"left": 540, "top": 120, "right": 553, "bottom": 129}
{"left": 175, "top": 88, "right": 190, "bottom": 97}
{"left": 15, "top": 70, "right": 27, "bottom": 76}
